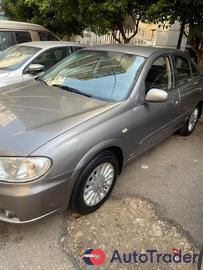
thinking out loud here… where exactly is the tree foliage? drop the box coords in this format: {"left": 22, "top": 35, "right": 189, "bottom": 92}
{"left": 148, "top": 0, "right": 203, "bottom": 67}
{"left": 2, "top": 0, "right": 203, "bottom": 67}
{"left": 78, "top": 0, "right": 156, "bottom": 43}
{"left": 1, "top": 0, "right": 85, "bottom": 38}
{"left": 2, "top": 0, "right": 156, "bottom": 43}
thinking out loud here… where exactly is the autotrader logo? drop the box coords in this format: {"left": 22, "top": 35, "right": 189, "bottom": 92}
{"left": 80, "top": 249, "right": 106, "bottom": 265}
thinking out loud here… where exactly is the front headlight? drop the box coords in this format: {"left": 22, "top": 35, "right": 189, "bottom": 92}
{"left": 0, "top": 157, "right": 51, "bottom": 183}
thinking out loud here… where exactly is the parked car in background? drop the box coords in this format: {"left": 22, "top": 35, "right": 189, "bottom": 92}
{"left": 0, "top": 45, "right": 202, "bottom": 223}
{"left": 0, "top": 41, "right": 84, "bottom": 87}
{"left": 0, "top": 20, "right": 59, "bottom": 51}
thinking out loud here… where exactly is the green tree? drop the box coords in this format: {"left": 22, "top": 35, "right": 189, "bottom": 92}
{"left": 78, "top": 0, "right": 155, "bottom": 44}
{"left": 1, "top": 0, "right": 85, "bottom": 39}
{"left": 148, "top": 0, "right": 203, "bottom": 68}
{"left": 1, "top": 0, "right": 157, "bottom": 43}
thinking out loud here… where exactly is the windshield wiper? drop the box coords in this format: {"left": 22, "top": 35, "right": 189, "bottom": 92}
{"left": 52, "top": 84, "right": 92, "bottom": 98}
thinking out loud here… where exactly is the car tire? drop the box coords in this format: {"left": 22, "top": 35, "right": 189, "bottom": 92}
{"left": 178, "top": 105, "right": 200, "bottom": 136}
{"left": 70, "top": 150, "right": 119, "bottom": 215}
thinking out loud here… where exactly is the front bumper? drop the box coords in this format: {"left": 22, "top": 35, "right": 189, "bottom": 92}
{"left": 0, "top": 170, "right": 73, "bottom": 223}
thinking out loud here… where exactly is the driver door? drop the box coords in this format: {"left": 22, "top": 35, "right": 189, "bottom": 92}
{"left": 131, "top": 54, "right": 180, "bottom": 154}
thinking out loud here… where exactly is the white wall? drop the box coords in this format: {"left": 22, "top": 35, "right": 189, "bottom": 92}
{"left": 154, "top": 21, "right": 187, "bottom": 50}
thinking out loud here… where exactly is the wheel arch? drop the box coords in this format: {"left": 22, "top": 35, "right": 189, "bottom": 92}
{"left": 71, "top": 140, "right": 125, "bottom": 183}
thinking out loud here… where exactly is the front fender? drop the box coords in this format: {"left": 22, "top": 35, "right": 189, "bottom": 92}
{"left": 71, "top": 138, "right": 125, "bottom": 182}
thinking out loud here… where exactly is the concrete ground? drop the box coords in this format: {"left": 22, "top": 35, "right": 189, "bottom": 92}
{"left": 0, "top": 120, "right": 202, "bottom": 270}
{"left": 113, "top": 118, "right": 203, "bottom": 248}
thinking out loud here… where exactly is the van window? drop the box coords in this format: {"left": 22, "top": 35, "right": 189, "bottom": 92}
{"left": 38, "top": 32, "right": 58, "bottom": 41}
{"left": 0, "top": 31, "right": 15, "bottom": 51}
{"left": 15, "top": 31, "right": 32, "bottom": 44}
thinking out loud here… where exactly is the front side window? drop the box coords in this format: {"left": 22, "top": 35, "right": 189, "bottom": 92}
{"left": 0, "top": 45, "right": 41, "bottom": 70}
{"left": 174, "top": 55, "right": 191, "bottom": 85}
{"left": 145, "top": 56, "right": 172, "bottom": 92}
{"left": 0, "top": 31, "right": 15, "bottom": 51}
{"left": 32, "top": 47, "right": 70, "bottom": 71}
{"left": 42, "top": 50, "right": 145, "bottom": 101}
{"left": 15, "top": 31, "right": 32, "bottom": 44}
{"left": 38, "top": 32, "right": 58, "bottom": 41}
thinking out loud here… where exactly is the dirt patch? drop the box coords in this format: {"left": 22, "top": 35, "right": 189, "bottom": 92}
{"left": 64, "top": 197, "right": 199, "bottom": 270}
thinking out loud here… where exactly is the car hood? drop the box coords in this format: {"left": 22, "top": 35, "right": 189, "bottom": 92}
{"left": 0, "top": 80, "right": 118, "bottom": 156}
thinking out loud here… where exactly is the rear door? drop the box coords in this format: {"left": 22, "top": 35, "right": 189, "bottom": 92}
{"left": 172, "top": 54, "right": 201, "bottom": 121}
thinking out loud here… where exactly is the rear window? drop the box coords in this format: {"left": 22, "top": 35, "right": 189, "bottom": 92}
{"left": 38, "top": 32, "right": 58, "bottom": 41}
{"left": 0, "top": 45, "right": 41, "bottom": 70}
{"left": 0, "top": 31, "right": 15, "bottom": 51}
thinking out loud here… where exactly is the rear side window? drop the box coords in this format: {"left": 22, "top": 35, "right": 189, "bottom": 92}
{"left": 145, "top": 56, "right": 172, "bottom": 92}
{"left": 38, "top": 32, "right": 58, "bottom": 41}
{"left": 0, "top": 31, "right": 15, "bottom": 51}
{"left": 15, "top": 31, "right": 32, "bottom": 44}
{"left": 174, "top": 55, "right": 191, "bottom": 85}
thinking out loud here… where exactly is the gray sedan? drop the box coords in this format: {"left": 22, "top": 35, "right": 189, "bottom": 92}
{"left": 0, "top": 41, "right": 84, "bottom": 87}
{"left": 0, "top": 45, "right": 202, "bottom": 223}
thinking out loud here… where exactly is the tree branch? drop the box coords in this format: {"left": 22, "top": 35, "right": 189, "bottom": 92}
{"left": 119, "top": 28, "right": 128, "bottom": 43}
{"left": 183, "top": 29, "right": 188, "bottom": 39}
{"left": 112, "top": 30, "right": 121, "bottom": 43}
{"left": 128, "top": 15, "right": 141, "bottom": 42}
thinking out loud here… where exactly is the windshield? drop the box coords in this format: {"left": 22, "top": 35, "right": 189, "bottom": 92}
{"left": 42, "top": 50, "right": 145, "bottom": 101}
{"left": 0, "top": 45, "right": 41, "bottom": 70}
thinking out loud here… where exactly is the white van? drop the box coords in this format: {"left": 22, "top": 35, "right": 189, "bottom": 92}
{"left": 0, "top": 20, "right": 59, "bottom": 51}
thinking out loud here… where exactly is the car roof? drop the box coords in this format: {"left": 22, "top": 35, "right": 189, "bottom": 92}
{"left": 83, "top": 44, "right": 180, "bottom": 57}
{"left": 0, "top": 20, "right": 50, "bottom": 31}
{"left": 17, "top": 41, "right": 85, "bottom": 49}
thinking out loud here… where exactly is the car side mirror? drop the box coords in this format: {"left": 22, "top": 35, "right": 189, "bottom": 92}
{"left": 145, "top": 88, "right": 168, "bottom": 102}
{"left": 28, "top": 64, "right": 45, "bottom": 74}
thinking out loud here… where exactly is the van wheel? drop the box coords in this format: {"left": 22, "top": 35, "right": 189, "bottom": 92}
{"left": 71, "top": 151, "right": 119, "bottom": 215}
{"left": 178, "top": 105, "right": 200, "bottom": 136}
